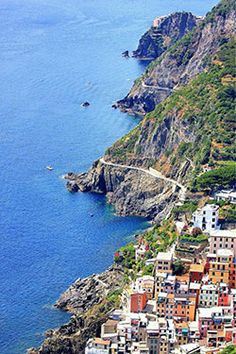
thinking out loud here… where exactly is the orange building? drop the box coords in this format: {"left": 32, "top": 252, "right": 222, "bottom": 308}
{"left": 173, "top": 295, "right": 197, "bottom": 321}
{"left": 130, "top": 292, "right": 147, "bottom": 313}
{"left": 229, "top": 260, "right": 236, "bottom": 289}
{"left": 156, "top": 293, "right": 196, "bottom": 321}
{"left": 209, "top": 249, "right": 233, "bottom": 285}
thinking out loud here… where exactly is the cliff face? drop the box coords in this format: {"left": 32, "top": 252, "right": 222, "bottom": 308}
{"left": 133, "top": 12, "right": 199, "bottom": 60}
{"left": 117, "top": 0, "right": 236, "bottom": 115}
{"left": 28, "top": 266, "right": 124, "bottom": 354}
{"left": 68, "top": 35, "right": 235, "bottom": 219}
{"left": 67, "top": 161, "right": 179, "bottom": 220}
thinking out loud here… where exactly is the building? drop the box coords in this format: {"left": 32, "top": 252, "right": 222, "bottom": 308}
{"left": 134, "top": 244, "right": 148, "bottom": 261}
{"left": 189, "top": 264, "right": 205, "bottom": 283}
{"left": 199, "top": 284, "right": 218, "bottom": 308}
{"left": 85, "top": 338, "right": 110, "bottom": 354}
{"left": 217, "top": 283, "right": 231, "bottom": 307}
{"left": 192, "top": 204, "right": 219, "bottom": 233}
{"left": 173, "top": 343, "right": 201, "bottom": 354}
{"left": 101, "top": 319, "right": 119, "bottom": 340}
{"left": 156, "top": 252, "right": 173, "bottom": 274}
{"left": 130, "top": 292, "right": 147, "bottom": 313}
{"left": 209, "top": 229, "right": 236, "bottom": 256}
{"left": 155, "top": 272, "right": 167, "bottom": 297}
{"left": 133, "top": 276, "right": 154, "bottom": 300}
{"left": 163, "top": 274, "right": 176, "bottom": 294}
{"left": 146, "top": 320, "right": 160, "bottom": 354}
{"left": 215, "top": 189, "right": 236, "bottom": 204}
{"left": 197, "top": 306, "right": 234, "bottom": 338}
{"left": 208, "top": 249, "right": 233, "bottom": 285}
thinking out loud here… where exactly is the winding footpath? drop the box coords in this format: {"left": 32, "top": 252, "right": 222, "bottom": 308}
{"left": 100, "top": 158, "right": 187, "bottom": 201}
{"left": 141, "top": 80, "right": 172, "bottom": 91}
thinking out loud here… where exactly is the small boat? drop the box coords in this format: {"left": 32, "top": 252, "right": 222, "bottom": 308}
{"left": 81, "top": 101, "right": 90, "bottom": 107}
{"left": 90, "top": 213, "right": 94, "bottom": 217}
{"left": 46, "top": 166, "right": 53, "bottom": 171}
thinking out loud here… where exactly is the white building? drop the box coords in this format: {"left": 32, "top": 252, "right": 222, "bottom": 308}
{"left": 132, "top": 275, "right": 154, "bottom": 299}
{"left": 215, "top": 189, "right": 236, "bottom": 204}
{"left": 199, "top": 284, "right": 218, "bottom": 308}
{"left": 134, "top": 244, "right": 147, "bottom": 261}
{"left": 192, "top": 204, "right": 219, "bottom": 233}
{"left": 156, "top": 252, "right": 173, "bottom": 273}
{"left": 85, "top": 338, "right": 110, "bottom": 354}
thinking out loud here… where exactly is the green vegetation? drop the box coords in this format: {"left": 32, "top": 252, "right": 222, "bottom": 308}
{"left": 107, "top": 288, "right": 123, "bottom": 306}
{"left": 172, "top": 260, "right": 185, "bottom": 275}
{"left": 204, "top": 0, "right": 235, "bottom": 24}
{"left": 172, "top": 201, "right": 198, "bottom": 217}
{"left": 220, "top": 345, "right": 236, "bottom": 354}
{"left": 142, "top": 264, "right": 154, "bottom": 276}
{"left": 219, "top": 203, "right": 236, "bottom": 222}
{"left": 195, "top": 164, "right": 236, "bottom": 191}
{"left": 107, "top": 38, "right": 236, "bottom": 192}
{"left": 114, "top": 220, "right": 177, "bottom": 280}
{"left": 180, "top": 234, "right": 208, "bottom": 243}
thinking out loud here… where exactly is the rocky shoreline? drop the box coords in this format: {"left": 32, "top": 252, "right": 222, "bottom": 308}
{"left": 65, "top": 159, "right": 182, "bottom": 222}
{"left": 28, "top": 265, "right": 125, "bottom": 354}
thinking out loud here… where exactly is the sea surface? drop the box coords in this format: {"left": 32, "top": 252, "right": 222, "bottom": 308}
{"left": 0, "top": 0, "right": 217, "bottom": 353}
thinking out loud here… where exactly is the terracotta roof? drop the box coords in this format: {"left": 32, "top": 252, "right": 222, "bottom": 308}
{"left": 94, "top": 338, "right": 110, "bottom": 345}
{"left": 176, "top": 274, "right": 190, "bottom": 282}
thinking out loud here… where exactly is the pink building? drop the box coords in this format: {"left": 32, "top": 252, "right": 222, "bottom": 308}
{"left": 209, "top": 229, "right": 236, "bottom": 256}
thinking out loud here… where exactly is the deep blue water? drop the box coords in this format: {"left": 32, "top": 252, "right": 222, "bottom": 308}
{"left": 0, "top": 0, "right": 217, "bottom": 353}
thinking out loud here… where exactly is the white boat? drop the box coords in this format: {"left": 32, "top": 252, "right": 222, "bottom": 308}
{"left": 46, "top": 166, "right": 53, "bottom": 171}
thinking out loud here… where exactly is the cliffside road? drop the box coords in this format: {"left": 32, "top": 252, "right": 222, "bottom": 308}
{"left": 100, "top": 158, "right": 186, "bottom": 201}
{"left": 141, "top": 80, "right": 172, "bottom": 91}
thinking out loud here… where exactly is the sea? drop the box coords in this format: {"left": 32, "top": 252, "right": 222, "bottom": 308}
{"left": 0, "top": 0, "right": 217, "bottom": 352}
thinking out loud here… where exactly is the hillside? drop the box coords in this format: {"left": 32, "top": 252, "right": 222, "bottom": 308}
{"left": 117, "top": 0, "right": 236, "bottom": 115}
{"left": 107, "top": 39, "right": 236, "bottom": 185}
{"left": 67, "top": 1, "right": 235, "bottom": 221}
{"left": 132, "top": 12, "right": 198, "bottom": 60}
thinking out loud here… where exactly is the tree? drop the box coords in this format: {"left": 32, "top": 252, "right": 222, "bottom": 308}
{"left": 191, "top": 227, "right": 202, "bottom": 237}
{"left": 220, "top": 345, "right": 236, "bottom": 354}
{"left": 172, "top": 260, "right": 185, "bottom": 275}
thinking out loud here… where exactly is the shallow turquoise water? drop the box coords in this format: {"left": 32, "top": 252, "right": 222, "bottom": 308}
{"left": 0, "top": 0, "right": 217, "bottom": 352}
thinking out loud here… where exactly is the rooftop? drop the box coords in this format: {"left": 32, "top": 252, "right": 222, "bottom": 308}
{"left": 156, "top": 252, "right": 173, "bottom": 262}
{"left": 189, "top": 263, "right": 204, "bottom": 273}
{"left": 93, "top": 338, "right": 110, "bottom": 346}
{"left": 189, "top": 283, "right": 201, "bottom": 290}
{"left": 210, "top": 229, "right": 236, "bottom": 238}
{"left": 201, "top": 284, "right": 217, "bottom": 291}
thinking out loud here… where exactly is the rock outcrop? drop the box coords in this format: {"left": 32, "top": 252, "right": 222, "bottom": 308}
{"left": 28, "top": 266, "right": 124, "bottom": 354}
{"left": 117, "top": 0, "right": 236, "bottom": 115}
{"left": 66, "top": 160, "right": 180, "bottom": 221}
{"left": 133, "top": 12, "right": 199, "bottom": 60}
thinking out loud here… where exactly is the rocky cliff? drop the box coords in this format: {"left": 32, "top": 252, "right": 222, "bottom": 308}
{"left": 28, "top": 266, "right": 124, "bottom": 354}
{"left": 66, "top": 160, "right": 180, "bottom": 221}
{"left": 67, "top": 1, "right": 236, "bottom": 220}
{"left": 133, "top": 12, "right": 199, "bottom": 60}
{"left": 117, "top": 0, "right": 236, "bottom": 115}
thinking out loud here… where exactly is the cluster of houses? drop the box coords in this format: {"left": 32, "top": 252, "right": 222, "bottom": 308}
{"left": 85, "top": 200, "right": 236, "bottom": 354}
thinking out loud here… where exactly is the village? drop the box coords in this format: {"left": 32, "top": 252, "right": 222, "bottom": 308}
{"left": 85, "top": 189, "right": 236, "bottom": 354}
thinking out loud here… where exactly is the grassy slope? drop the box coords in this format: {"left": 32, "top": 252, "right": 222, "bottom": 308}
{"left": 106, "top": 38, "right": 236, "bottom": 189}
